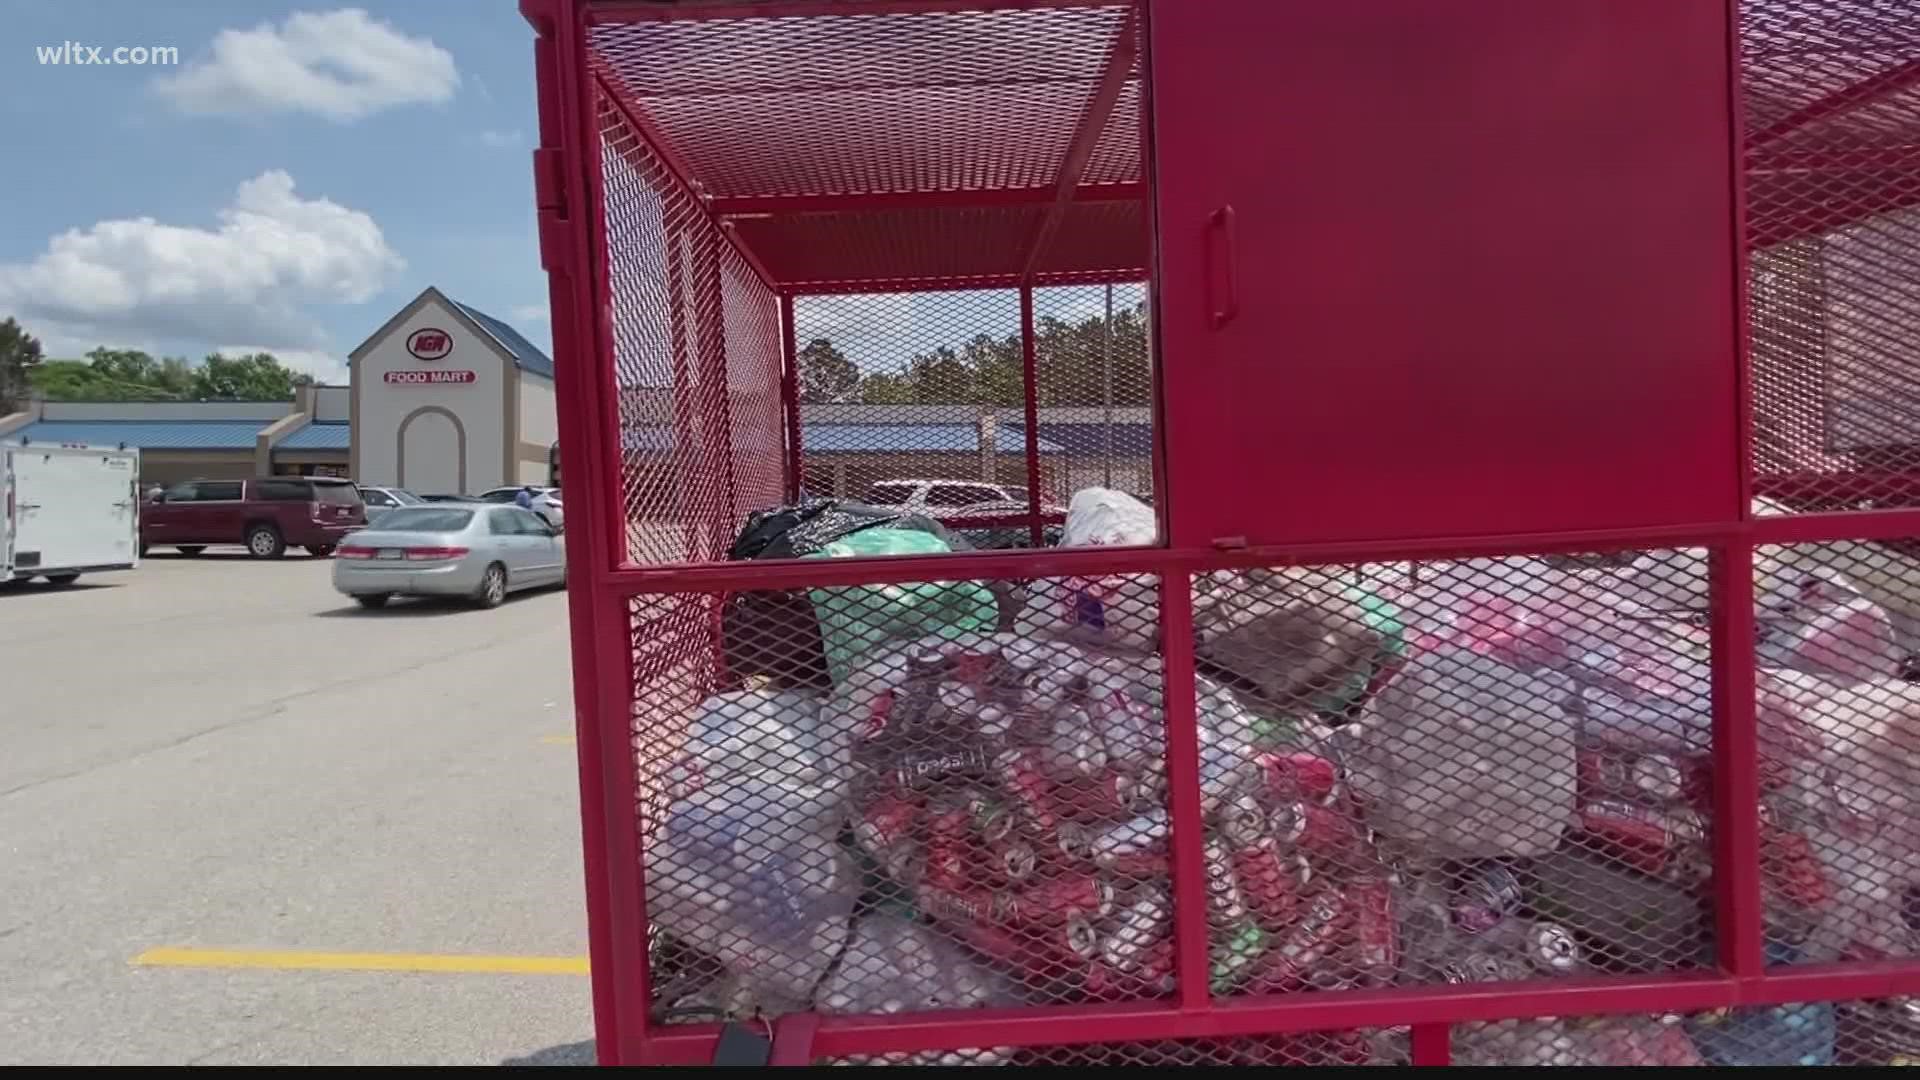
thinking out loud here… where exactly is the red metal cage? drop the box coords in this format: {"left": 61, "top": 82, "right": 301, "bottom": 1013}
{"left": 524, "top": 0, "right": 1920, "bottom": 1065}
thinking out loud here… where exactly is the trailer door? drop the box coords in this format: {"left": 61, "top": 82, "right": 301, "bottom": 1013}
{"left": 12, "top": 447, "right": 139, "bottom": 572}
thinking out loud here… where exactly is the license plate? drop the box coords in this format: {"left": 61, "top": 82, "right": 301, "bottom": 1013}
{"left": 378, "top": 548, "right": 403, "bottom": 560}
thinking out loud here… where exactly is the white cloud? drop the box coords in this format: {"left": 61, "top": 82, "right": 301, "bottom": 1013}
{"left": 473, "top": 129, "right": 522, "bottom": 149}
{"left": 0, "top": 170, "right": 403, "bottom": 361}
{"left": 219, "top": 346, "right": 351, "bottom": 386}
{"left": 510, "top": 303, "right": 549, "bottom": 324}
{"left": 153, "top": 8, "right": 458, "bottom": 122}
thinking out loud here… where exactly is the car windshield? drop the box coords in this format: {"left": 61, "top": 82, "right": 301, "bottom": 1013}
{"left": 1001, "top": 487, "right": 1029, "bottom": 504}
{"left": 371, "top": 508, "right": 473, "bottom": 532}
{"left": 865, "top": 482, "right": 916, "bottom": 504}
{"left": 391, "top": 490, "right": 425, "bottom": 505}
{"left": 314, "top": 483, "right": 362, "bottom": 506}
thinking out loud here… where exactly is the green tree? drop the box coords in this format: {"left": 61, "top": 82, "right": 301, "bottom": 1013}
{"left": 28, "top": 360, "right": 121, "bottom": 401}
{"left": 190, "top": 352, "right": 313, "bottom": 400}
{"left": 0, "top": 317, "right": 45, "bottom": 412}
{"left": 797, "top": 337, "right": 859, "bottom": 403}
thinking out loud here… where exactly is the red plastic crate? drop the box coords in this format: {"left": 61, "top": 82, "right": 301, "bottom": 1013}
{"left": 522, "top": 0, "right": 1920, "bottom": 1064}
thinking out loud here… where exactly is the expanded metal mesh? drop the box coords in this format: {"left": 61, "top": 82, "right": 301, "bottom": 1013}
{"left": 1191, "top": 552, "right": 1721, "bottom": 997}
{"left": 1742, "top": 0, "right": 1920, "bottom": 512}
{"left": 790, "top": 283, "right": 1154, "bottom": 548}
{"left": 643, "top": 572, "right": 1179, "bottom": 1020}
{"left": 823, "top": 1029, "right": 1409, "bottom": 1066}
{"left": 1755, "top": 540, "right": 1920, "bottom": 964}
{"left": 598, "top": 88, "right": 784, "bottom": 566}
{"left": 586, "top": 5, "right": 1138, "bottom": 201}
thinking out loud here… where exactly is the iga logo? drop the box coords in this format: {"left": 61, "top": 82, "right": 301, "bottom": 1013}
{"left": 406, "top": 328, "right": 454, "bottom": 361}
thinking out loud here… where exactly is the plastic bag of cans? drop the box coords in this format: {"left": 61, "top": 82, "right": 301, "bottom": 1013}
{"left": 837, "top": 629, "right": 1408, "bottom": 1011}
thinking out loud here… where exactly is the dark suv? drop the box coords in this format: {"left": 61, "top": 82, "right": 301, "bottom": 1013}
{"left": 140, "top": 477, "right": 367, "bottom": 558}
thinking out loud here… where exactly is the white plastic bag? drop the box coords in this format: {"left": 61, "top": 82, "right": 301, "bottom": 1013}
{"left": 1061, "top": 487, "right": 1156, "bottom": 548}
{"left": 1051, "top": 487, "right": 1160, "bottom": 651}
{"left": 664, "top": 690, "right": 846, "bottom": 796}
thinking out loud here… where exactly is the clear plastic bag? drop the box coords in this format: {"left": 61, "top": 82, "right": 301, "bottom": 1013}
{"left": 817, "top": 914, "right": 1020, "bottom": 1016}
{"left": 1346, "top": 647, "right": 1579, "bottom": 859}
{"left": 647, "top": 785, "right": 861, "bottom": 1003}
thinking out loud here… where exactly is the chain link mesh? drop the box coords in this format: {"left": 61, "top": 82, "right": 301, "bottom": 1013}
{"left": 1742, "top": 0, "right": 1920, "bottom": 513}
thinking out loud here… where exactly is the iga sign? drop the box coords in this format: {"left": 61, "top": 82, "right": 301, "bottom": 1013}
{"left": 384, "top": 370, "right": 477, "bottom": 385}
{"left": 406, "top": 327, "right": 454, "bottom": 361}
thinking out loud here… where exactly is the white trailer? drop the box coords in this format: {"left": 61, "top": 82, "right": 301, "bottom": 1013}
{"left": 1, "top": 443, "right": 141, "bottom": 585}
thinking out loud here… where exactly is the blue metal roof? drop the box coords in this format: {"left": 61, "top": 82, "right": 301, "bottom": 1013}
{"left": 5, "top": 420, "right": 262, "bottom": 450}
{"left": 453, "top": 300, "right": 554, "bottom": 379}
{"left": 277, "top": 422, "right": 351, "bottom": 450}
{"left": 621, "top": 423, "right": 1061, "bottom": 454}
{"left": 1027, "top": 422, "right": 1155, "bottom": 455}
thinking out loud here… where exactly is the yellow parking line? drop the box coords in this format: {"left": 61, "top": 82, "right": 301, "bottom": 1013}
{"left": 540, "top": 734, "right": 576, "bottom": 745}
{"left": 132, "top": 947, "right": 588, "bottom": 976}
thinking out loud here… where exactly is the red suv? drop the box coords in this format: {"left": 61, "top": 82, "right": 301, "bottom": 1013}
{"left": 140, "top": 477, "right": 367, "bottom": 558}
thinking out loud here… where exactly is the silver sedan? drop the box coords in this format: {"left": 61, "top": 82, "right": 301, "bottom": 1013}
{"left": 332, "top": 503, "right": 566, "bottom": 610}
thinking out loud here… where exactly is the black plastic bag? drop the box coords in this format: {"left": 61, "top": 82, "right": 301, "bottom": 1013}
{"left": 729, "top": 498, "right": 960, "bottom": 561}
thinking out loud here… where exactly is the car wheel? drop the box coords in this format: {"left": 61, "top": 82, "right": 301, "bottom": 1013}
{"left": 44, "top": 573, "right": 80, "bottom": 587}
{"left": 474, "top": 563, "right": 508, "bottom": 609}
{"left": 354, "top": 593, "right": 391, "bottom": 610}
{"left": 307, "top": 545, "right": 336, "bottom": 558}
{"left": 177, "top": 545, "right": 206, "bottom": 556}
{"left": 245, "top": 524, "right": 286, "bottom": 559}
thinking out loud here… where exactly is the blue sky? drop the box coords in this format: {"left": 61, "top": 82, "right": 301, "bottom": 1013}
{"left": 1, "top": 2, "right": 549, "bottom": 384}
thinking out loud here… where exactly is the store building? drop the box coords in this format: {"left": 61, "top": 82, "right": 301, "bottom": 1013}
{"left": 348, "top": 286, "right": 556, "bottom": 495}
{"left": 0, "top": 287, "right": 557, "bottom": 495}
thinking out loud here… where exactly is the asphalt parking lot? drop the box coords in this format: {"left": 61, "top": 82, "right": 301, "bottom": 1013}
{"left": 0, "top": 551, "right": 593, "bottom": 1065}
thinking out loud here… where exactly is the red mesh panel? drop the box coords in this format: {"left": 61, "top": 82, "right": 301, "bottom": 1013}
{"left": 721, "top": 242, "right": 786, "bottom": 518}
{"left": 1191, "top": 551, "right": 1721, "bottom": 998}
{"left": 1742, "top": 1, "right": 1920, "bottom": 511}
{"left": 822, "top": 1029, "right": 1410, "bottom": 1065}
{"left": 1752, "top": 538, "right": 1920, "bottom": 966}
{"left": 598, "top": 87, "right": 782, "bottom": 564}
{"left": 641, "top": 570, "right": 1180, "bottom": 1020}
{"left": 729, "top": 200, "right": 1146, "bottom": 294}
{"left": 587, "top": 5, "right": 1139, "bottom": 200}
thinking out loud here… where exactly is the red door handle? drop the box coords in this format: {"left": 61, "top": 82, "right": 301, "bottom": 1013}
{"left": 1206, "top": 204, "right": 1239, "bottom": 329}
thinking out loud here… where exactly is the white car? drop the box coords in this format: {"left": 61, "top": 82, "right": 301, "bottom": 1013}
{"left": 477, "top": 485, "right": 564, "bottom": 528}
{"left": 861, "top": 479, "right": 1040, "bottom": 515}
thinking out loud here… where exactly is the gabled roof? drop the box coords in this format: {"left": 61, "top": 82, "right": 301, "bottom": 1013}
{"left": 349, "top": 286, "right": 554, "bottom": 380}
{"left": 452, "top": 300, "right": 554, "bottom": 380}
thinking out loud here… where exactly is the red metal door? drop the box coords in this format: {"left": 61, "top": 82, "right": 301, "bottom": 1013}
{"left": 1151, "top": 0, "right": 1744, "bottom": 550}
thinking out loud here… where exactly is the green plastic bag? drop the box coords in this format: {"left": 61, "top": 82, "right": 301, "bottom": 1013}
{"left": 803, "top": 528, "right": 999, "bottom": 683}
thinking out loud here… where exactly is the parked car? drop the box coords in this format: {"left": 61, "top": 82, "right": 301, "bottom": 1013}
{"left": 357, "top": 485, "right": 423, "bottom": 525}
{"left": 333, "top": 503, "right": 566, "bottom": 610}
{"left": 477, "top": 485, "right": 564, "bottom": 527}
{"left": 862, "top": 479, "right": 1037, "bottom": 514}
{"left": 140, "top": 476, "right": 366, "bottom": 558}
{"left": 417, "top": 493, "right": 470, "bottom": 503}
{"left": 944, "top": 499, "right": 1067, "bottom": 550}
